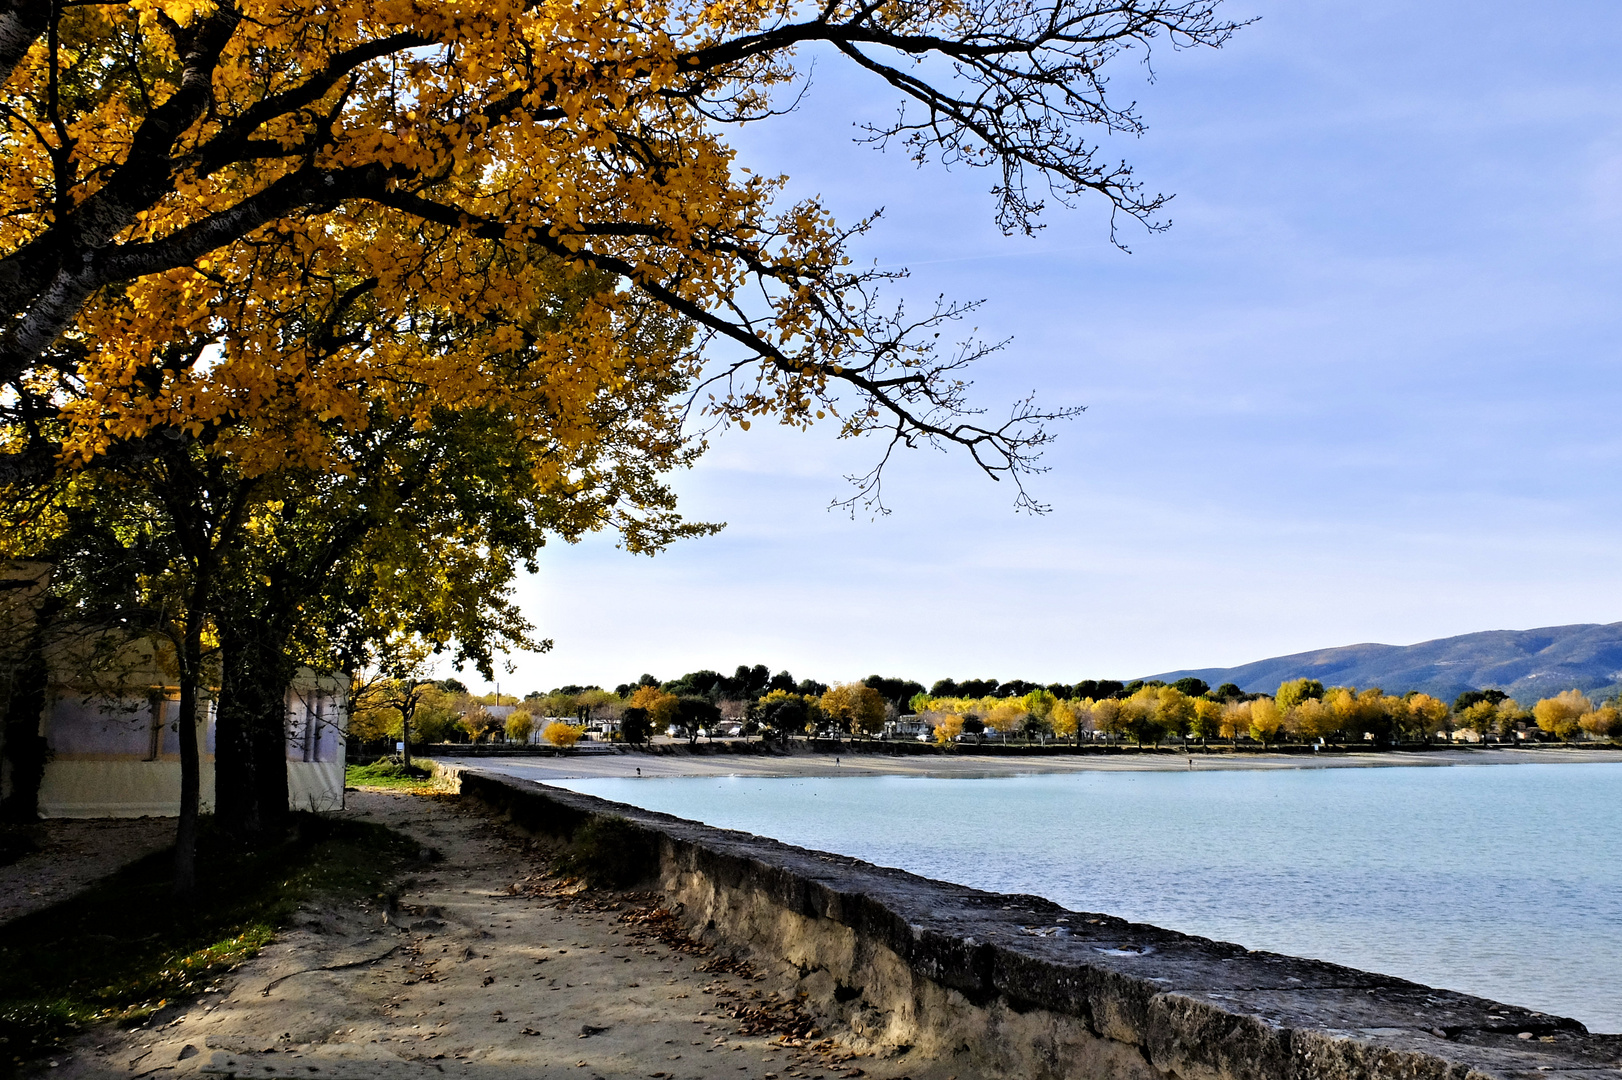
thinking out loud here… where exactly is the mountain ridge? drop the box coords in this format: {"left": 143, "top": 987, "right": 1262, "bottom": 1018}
{"left": 1140, "top": 622, "right": 1622, "bottom": 704}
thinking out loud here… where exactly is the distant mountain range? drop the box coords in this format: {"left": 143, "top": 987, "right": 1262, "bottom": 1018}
{"left": 1142, "top": 622, "right": 1622, "bottom": 704}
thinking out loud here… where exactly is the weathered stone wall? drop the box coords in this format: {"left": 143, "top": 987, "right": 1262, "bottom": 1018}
{"left": 449, "top": 766, "right": 1622, "bottom": 1080}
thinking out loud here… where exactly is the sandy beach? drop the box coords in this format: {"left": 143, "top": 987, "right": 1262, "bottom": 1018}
{"left": 430, "top": 743, "right": 1622, "bottom": 783}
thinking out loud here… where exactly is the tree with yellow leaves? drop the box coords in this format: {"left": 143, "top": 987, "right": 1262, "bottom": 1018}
{"left": 1457, "top": 699, "right": 1499, "bottom": 742}
{"left": 1287, "top": 696, "right": 1337, "bottom": 742}
{"left": 1580, "top": 703, "right": 1622, "bottom": 740}
{"left": 932, "top": 714, "right": 966, "bottom": 746}
{"left": 3, "top": 0, "right": 1241, "bottom": 859}
{"left": 1533, "top": 689, "right": 1592, "bottom": 741}
{"left": 820, "top": 682, "right": 887, "bottom": 739}
{"left": 504, "top": 709, "right": 536, "bottom": 744}
{"left": 1049, "top": 699, "right": 1084, "bottom": 745}
{"left": 1219, "top": 700, "right": 1251, "bottom": 746}
{"left": 1190, "top": 697, "right": 1222, "bottom": 746}
{"left": 1494, "top": 697, "right": 1528, "bottom": 740}
{"left": 1275, "top": 679, "right": 1325, "bottom": 714}
{"left": 984, "top": 699, "right": 1028, "bottom": 738}
{"left": 1403, "top": 693, "right": 1451, "bottom": 743}
{"left": 627, "top": 684, "right": 679, "bottom": 734}
{"left": 543, "top": 720, "right": 585, "bottom": 749}
{"left": 1155, "top": 686, "right": 1194, "bottom": 745}
{"left": 1120, "top": 686, "right": 1165, "bottom": 748}
{"left": 1247, "top": 696, "right": 1282, "bottom": 746}
{"left": 1022, "top": 689, "right": 1058, "bottom": 724}
{"left": 1092, "top": 697, "right": 1126, "bottom": 745}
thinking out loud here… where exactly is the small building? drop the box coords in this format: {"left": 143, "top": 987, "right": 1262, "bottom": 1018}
{"left": 2, "top": 563, "right": 346, "bottom": 819}
{"left": 33, "top": 667, "right": 347, "bottom": 819}
{"left": 884, "top": 715, "right": 932, "bottom": 739}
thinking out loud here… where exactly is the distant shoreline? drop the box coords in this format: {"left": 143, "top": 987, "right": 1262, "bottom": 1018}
{"left": 430, "top": 743, "right": 1622, "bottom": 782}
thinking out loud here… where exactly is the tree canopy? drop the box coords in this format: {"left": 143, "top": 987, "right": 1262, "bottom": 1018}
{"left": 3, "top": 0, "right": 1240, "bottom": 508}
{"left": 1, "top": 0, "right": 1245, "bottom": 850}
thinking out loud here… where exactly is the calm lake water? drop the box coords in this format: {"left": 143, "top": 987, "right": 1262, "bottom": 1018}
{"left": 553, "top": 763, "right": 1622, "bottom": 1032}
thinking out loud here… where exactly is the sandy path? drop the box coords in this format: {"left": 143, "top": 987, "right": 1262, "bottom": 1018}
{"left": 36, "top": 790, "right": 944, "bottom": 1080}
{"left": 433, "top": 744, "right": 1622, "bottom": 783}
{"left": 0, "top": 818, "right": 176, "bottom": 926}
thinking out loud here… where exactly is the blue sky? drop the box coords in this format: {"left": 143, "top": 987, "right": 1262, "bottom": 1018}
{"left": 473, "top": 0, "right": 1622, "bottom": 696}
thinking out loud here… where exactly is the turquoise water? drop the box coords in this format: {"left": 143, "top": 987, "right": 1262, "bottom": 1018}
{"left": 553, "top": 763, "right": 1622, "bottom": 1032}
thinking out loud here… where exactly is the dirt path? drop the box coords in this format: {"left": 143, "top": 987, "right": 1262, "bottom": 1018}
{"left": 35, "top": 790, "right": 945, "bottom": 1080}
{"left": 0, "top": 818, "right": 175, "bottom": 926}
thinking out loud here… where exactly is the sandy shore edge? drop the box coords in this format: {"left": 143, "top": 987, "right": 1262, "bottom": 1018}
{"left": 430, "top": 744, "right": 1622, "bottom": 782}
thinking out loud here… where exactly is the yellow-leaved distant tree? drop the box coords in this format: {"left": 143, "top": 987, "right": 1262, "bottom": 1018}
{"left": 1458, "top": 700, "right": 1499, "bottom": 741}
{"left": 505, "top": 709, "right": 535, "bottom": 744}
{"left": 1275, "top": 679, "right": 1325, "bottom": 714}
{"left": 1190, "top": 697, "right": 1223, "bottom": 745}
{"left": 576, "top": 690, "right": 620, "bottom": 724}
{"left": 1404, "top": 694, "right": 1450, "bottom": 742}
{"left": 1050, "top": 699, "right": 1082, "bottom": 744}
{"left": 1120, "top": 687, "right": 1163, "bottom": 747}
{"left": 1288, "top": 696, "right": 1337, "bottom": 742}
{"left": 1495, "top": 697, "right": 1528, "bottom": 739}
{"left": 1022, "top": 690, "right": 1058, "bottom": 723}
{"left": 1092, "top": 698, "right": 1126, "bottom": 745}
{"left": 933, "top": 714, "right": 966, "bottom": 746}
{"left": 820, "top": 683, "right": 887, "bottom": 739}
{"left": 1533, "top": 690, "right": 1592, "bottom": 741}
{"left": 1219, "top": 700, "right": 1251, "bottom": 745}
{"left": 1248, "top": 696, "right": 1282, "bottom": 746}
{"left": 1580, "top": 703, "right": 1622, "bottom": 740}
{"left": 1156, "top": 686, "right": 1194, "bottom": 744}
{"left": 627, "top": 686, "right": 680, "bottom": 734}
{"left": 1325, "top": 686, "right": 1381, "bottom": 740}
{"left": 543, "top": 721, "right": 585, "bottom": 749}
{"left": 985, "top": 700, "right": 1028, "bottom": 737}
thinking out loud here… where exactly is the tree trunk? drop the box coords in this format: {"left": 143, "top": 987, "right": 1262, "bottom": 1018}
{"left": 172, "top": 671, "right": 200, "bottom": 896}
{"left": 216, "top": 618, "right": 293, "bottom": 844}
{"left": 171, "top": 610, "right": 205, "bottom": 897}
{"left": 0, "top": 624, "right": 51, "bottom": 824}
{"left": 400, "top": 701, "right": 413, "bottom": 769}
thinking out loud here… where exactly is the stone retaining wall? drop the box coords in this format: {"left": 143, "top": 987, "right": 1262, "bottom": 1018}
{"left": 448, "top": 766, "right": 1621, "bottom": 1080}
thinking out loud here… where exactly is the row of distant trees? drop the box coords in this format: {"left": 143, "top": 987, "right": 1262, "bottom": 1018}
{"left": 348, "top": 675, "right": 598, "bottom": 756}
{"left": 915, "top": 679, "right": 1622, "bottom": 748}
{"left": 354, "top": 659, "right": 1622, "bottom": 754}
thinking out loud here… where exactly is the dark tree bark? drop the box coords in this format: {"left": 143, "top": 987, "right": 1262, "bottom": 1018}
{"left": 0, "top": 603, "right": 53, "bottom": 823}
{"left": 216, "top": 616, "right": 293, "bottom": 842}
{"left": 171, "top": 623, "right": 202, "bottom": 896}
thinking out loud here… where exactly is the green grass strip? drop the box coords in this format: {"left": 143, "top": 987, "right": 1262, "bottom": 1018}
{"left": 345, "top": 761, "right": 435, "bottom": 789}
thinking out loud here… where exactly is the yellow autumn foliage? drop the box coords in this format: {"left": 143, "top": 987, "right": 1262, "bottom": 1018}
{"left": 543, "top": 721, "right": 586, "bottom": 749}
{"left": 4, "top": 0, "right": 1239, "bottom": 515}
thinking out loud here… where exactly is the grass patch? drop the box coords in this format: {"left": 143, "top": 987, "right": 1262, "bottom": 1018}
{"left": 0, "top": 814, "right": 416, "bottom": 1069}
{"left": 345, "top": 760, "right": 435, "bottom": 789}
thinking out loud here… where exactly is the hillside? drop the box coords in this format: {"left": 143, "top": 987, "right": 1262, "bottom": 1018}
{"left": 1143, "top": 622, "right": 1622, "bottom": 704}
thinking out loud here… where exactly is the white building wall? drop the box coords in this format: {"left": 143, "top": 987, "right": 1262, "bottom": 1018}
{"left": 36, "top": 672, "right": 346, "bottom": 819}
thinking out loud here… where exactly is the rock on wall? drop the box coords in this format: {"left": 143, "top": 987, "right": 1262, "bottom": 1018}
{"left": 449, "top": 766, "right": 1622, "bottom": 1080}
